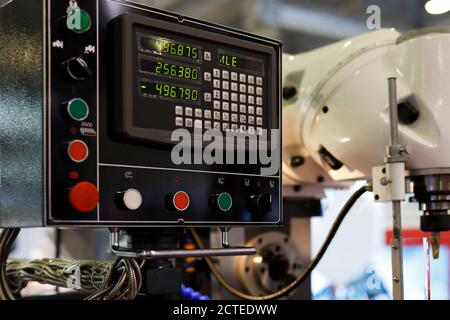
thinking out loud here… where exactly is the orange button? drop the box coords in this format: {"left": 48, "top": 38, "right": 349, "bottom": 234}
{"left": 68, "top": 140, "right": 89, "bottom": 163}
{"left": 173, "top": 191, "right": 190, "bottom": 211}
{"left": 69, "top": 181, "right": 99, "bottom": 213}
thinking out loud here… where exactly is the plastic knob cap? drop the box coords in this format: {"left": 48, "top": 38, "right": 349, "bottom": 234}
{"left": 116, "top": 189, "right": 142, "bottom": 211}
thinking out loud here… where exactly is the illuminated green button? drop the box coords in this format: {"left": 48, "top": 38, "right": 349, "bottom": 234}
{"left": 217, "top": 192, "right": 233, "bottom": 212}
{"left": 66, "top": 9, "right": 92, "bottom": 34}
{"left": 67, "top": 98, "right": 89, "bottom": 121}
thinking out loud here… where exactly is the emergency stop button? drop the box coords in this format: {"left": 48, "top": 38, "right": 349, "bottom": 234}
{"left": 166, "top": 191, "right": 190, "bottom": 211}
{"left": 69, "top": 181, "right": 99, "bottom": 213}
{"left": 67, "top": 139, "right": 89, "bottom": 163}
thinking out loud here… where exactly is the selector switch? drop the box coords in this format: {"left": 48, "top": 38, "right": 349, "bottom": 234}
{"left": 67, "top": 139, "right": 89, "bottom": 163}
{"left": 116, "top": 189, "right": 142, "bottom": 211}
{"left": 210, "top": 192, "right": 233, "bottom": 212}
{"left": 249, "top": 194, "right": 272, "bottom": 213}
{"left": 65, "top": 98, "right": 89, "bottom": 121}
{"left": 68, "top": 181, "right": 99, "bottom": 213}
{"left": 64, "top": 56, "right": 92, "bottom": 81}
{"left": 166, "top": 191, "right": 190, "bottom": 212}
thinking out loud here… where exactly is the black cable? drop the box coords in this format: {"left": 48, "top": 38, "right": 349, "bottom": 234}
{"left": 191, "top": 183, "right": 369, "bottom": 300}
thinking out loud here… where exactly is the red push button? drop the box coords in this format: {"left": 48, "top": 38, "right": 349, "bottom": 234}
{"left": 173, "top": 191, "right": 190, "bottom": 211}
{"left": 69, "top": 181, "right": 99, "bottom": 213}
{"left": 67, "top": 140, "right": 89, "bottom": 163}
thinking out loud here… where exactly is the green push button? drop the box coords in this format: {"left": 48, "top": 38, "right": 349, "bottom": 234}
{"left": 66, "top": 8, "right": 92, "bottom": 34}
{"left": 67, "top": 98, "right": 89, "bottom": 121}
{"left": 217, "top": 192, "right": 233, "bottom": 212}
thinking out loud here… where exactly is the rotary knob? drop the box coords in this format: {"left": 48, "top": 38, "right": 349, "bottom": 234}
{"left": 249, "top": 194, "right": 272, "bottom": 213}
{"left": 63, "top": 56, "right": 92, "bottom": 81}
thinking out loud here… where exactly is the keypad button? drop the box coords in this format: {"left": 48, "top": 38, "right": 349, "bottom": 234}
{"left": 231, "top": 124, "right": 239, "bottom": 131}
{"left": 239, "top": 84, "right": 246, "bottom": 93}
{"left": 214, "top": 100, "right": 221, "bottom": 109}
{"left": 222, "top": 102, "right": 230, "bottom": 111}
{"left": 185, "top": 107, "right": 193, "bottom": 117}
{"left": 231, "top": 72, "right": 238, "bottom": 81}
{"left": 222, "top": 91, "right": 229, "bottom": 101}
{"left": 256, "top": 87, "right": 263, "bottom": 96}
{"left": 231, "top": 82, "right": 238, "bottom": 91}
{"left": 239, "top": 104, "right": 246, "bottom": 113}
{"left": 257, "top": 127, "right": 263, "bottom": 135}
{"left": 256, "top": 117, "right": 263, "bottom": 126}
{"left": 239, "top": 73, "right": 246, "bottom": 83}
{"left": 231, "top": 103, "right": 238, "bottom": 112}
{"left": 204, "top": 110, "right": 212, "bottom": 119}
{"left": 222, "top": 70, "right": 229, "bottom": 79}
{"left": 175, "top": 106, "right": 183, "bottom": 115}
{"left": 256, "top": 77, "right": 263, "bottom": 86}
{"left": 240, "top": 125, "right": 247, "bottom": 132}
{"left": 204, "top": 72, "right": 211, "bottom": 82}
{"left": 256, "top": 107, "right": 263, "bottom": 116}
{"left": 204, "top": 51, "right": 212, "bottom": 61}
{"left": 248, "top": 75, "right": 255, "bottom": 84}
{"left": 248, "top": 116, "right": 255, "bottom": 125}
{"left": 248, "top": 86, "right": 255, "bottom": 95}
{"left": 248, "top": 126, "right": 255, "bottom": 134}
{"left": 204, "top": 121, "right": 212, "bottom": 129}
{"left": 213, "top": 111, "right": 221, "bottom": 120}
{"left": 231, "top": 93, "right": 238, "bottom": 102}
{"left": 213, "top": 122, "right": 221, "bottom": 130}
{"left": 222, "top": 112, "right": 230, "bottom": 121}
{"left": 231, "top": 114, "right": 238, "bottom": 122}
{"left": 248, "top": 96, "right": 255, "bottom": 105}
{"left": 195, "top": 108, "right": 202, "bottom": 118}
{"left": 175, "top": 117, "right": 183, "bottom": 127}
{"left": 223, "top": 123, "right": 230, "bottom": 131}
{"left": 222, "top": 81, "right": 229, "bottom": 90}
{"left": 240, "top": 115, "right": 247, "bottom": 124}
{"left": 213, "top": 79, "right": 220, "bottom": 88}
{"left": 214, "top": 90, "right": 220, "bottom": 99}
{"left": 213, "top": 68, "right": 220, "bottom": 78}
{"left": 240, "top": 94, "right": 247, "bottom": 103}
{"left": 256, "top": 97, "right": 263, "bottom": 106}
{"left": 204, "top": 93, "right": 211, "bottom": 102}
{"left": 194, "top": 119, "right": 202, "bottom": 129}
{"left": 185, "top": 118, "right": 193, "bottom": 127}
{"left": 248, "top": 106, "right": 255, "bottom": 114}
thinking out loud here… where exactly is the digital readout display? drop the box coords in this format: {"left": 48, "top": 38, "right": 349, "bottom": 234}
{"left": 219, "top": 52, "right": 263, "bottom": 73}
{"left": 140, "top": 58, "right": 200, "bottom": 81}
{"left": 140, "top": 35, "right": 201, "bottom": 61}
{"left": 140, "top": 81, "right": 200, "bottom": 104}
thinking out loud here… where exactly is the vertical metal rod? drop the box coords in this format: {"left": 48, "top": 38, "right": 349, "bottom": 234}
{"left": 388, "top": 77, "right": 399, "bottom": 145}
{"left": 387, "top": 77, "right": 404, "bottom": 300}
{"left": 391, "top": 201, "right": 404, "bottom": 300}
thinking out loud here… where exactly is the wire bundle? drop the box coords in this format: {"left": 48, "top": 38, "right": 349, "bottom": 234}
{"left": 0, "top": 228, "right": 145, "bottom": 300}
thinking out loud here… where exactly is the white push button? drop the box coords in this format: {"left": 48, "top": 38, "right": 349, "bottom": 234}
{"left": 118, "top": 189, "right": 142, "bottom": 211}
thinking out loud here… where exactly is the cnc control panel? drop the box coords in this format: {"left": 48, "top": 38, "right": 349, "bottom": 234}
{"left": 0, "top": 0, "right": 282, "bottom": 227}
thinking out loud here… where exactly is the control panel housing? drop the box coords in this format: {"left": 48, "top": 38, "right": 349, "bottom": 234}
{"left": 0, "top": 0, "right": 282, "bottom": 227}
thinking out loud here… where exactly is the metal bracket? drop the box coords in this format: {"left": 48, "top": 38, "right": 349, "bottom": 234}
{"left": 110, "top": 229, "right": 256, "bottom": 259}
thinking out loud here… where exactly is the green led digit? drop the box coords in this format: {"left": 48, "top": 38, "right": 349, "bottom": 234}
{"left": 192, "top": 68, "right": 198, "bottom": 80}
{"left": 178, "top": 65, "right": 185, "bottom": 78}
{"left": 155, "top": 61, "right": 162, "bottom": 74}
{"left": 155, "top": 39, "right": 163, "bottom": 52}
{"left": 192, "top": 89, "right": 198, "bottom": 101}
{"left": 163, "top": 41, "right": 170, "bottom": 53}
{"left": 169, "top": 43, "right": 176, "bottom": 55}
{"left": 192, "top": 47, "right": 198, "bottom": 59}
{"left": 177, "top": 44, "right": 184, "bottom": 56}
{"left": 170, "top": 64, "right": 177, "bottom": 77}
{"left": 185, "top": 88, "right": 191, "bottom": 100}
{"left": 155, "top": 83, "right": 162, "bottom": 95}
{"left": 163, "top": 63, "right": 169, "bottom": 75}
{"left": 170, "top": 86, "right": 177, "bottom": 98}
{"left": 185, "top": 67, "right": 191, "bottom": 79}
